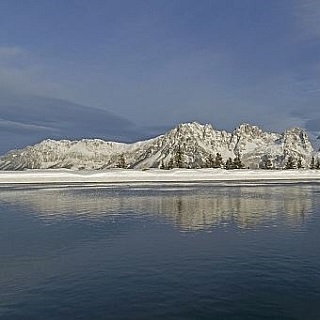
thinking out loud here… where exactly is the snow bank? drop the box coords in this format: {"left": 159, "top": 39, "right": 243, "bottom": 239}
{"left": 0, "top": 169, "right": 320, "bottom": 184}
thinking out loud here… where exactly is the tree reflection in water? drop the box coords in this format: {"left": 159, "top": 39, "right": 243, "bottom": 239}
{"left": 0, "top": 183, "right": 318, "bottom": 231}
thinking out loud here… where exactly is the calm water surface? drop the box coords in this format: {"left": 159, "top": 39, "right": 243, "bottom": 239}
{"left": 0, "top": 183, "right": 320, "bottom": 319}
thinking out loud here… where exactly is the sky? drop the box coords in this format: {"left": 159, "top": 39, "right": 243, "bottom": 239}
{"left": 1, "top": 0, "right": 320, "bottom": 145}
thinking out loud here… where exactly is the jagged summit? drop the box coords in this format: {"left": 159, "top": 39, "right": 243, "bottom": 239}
{"left": 0, "top": 122, "right": 318, "bottom": 170}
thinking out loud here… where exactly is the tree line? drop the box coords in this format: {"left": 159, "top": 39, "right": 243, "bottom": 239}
{"left": 115, "top": 150, "right": 320, "bottom": 170}
{"left": 160, "top": 151, "right": 245, "bottom": 170}
{"left": 160, "top": 152, "right": 320, "bottom": 170}
{"left": 260, "top": 155, "right": 320, "bottom": 170}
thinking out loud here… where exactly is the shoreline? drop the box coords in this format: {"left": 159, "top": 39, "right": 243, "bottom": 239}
{"left": 0, "top": 168, "right": 320, "bottom": 185}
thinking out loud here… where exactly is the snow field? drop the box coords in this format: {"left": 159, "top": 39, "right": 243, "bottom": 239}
{"left": 0, "top": 168, "right": 320, "bottom": 184}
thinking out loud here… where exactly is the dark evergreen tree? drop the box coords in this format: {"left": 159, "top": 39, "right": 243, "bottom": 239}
{"left": 260, "top": 157, "right": 273, "bottom": 169}
{"left": 266, "top": 158, "right": 273, "bottom": 170}
{"left": 233, "top": 153, "right": 244, "bottom": 169}
{"left": 297, "top": 158, "right": 303, "bottom": 169}
{"left": 117, "top": 154, "right": 126, "bottom": 168}
{"left": 206, "top": 154, "right": 215, "bottom": 168}
{"left": 160, "top": 159, "right": 166, "bottom": 169}
{"left": 225, "top": 157, "right": 233, "bottom": 170}
{"left": 316, "top": 159, "right": 320, "bottom": 170}
{"left": 285, "top": 156, "right": 295, "bottom": 169}
{"left": 167, "top": 158, "right": 174, "bottom": 169}
{"left": 310, "top": 156, "right": 315, "bottom": 169}
{"left": 175, "top": 145, "right": 184, "bottom": 168}
{"left": 214, "top": 152, "right": 224, "bottom": 168}
{"left": 265, "top": 158, "right": 273, "bottom": 170}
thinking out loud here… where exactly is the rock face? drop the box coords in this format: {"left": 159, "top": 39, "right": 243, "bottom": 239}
{"left": 0, "top": 122, "right": 318, "bottom": 170}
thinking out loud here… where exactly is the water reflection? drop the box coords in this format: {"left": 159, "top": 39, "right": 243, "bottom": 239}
{"left": 0, "top": 184, "right": 317, "bottom": 231}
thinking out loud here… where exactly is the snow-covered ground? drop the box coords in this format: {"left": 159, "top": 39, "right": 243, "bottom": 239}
{"left": 0, "top": 169, "right": 320, "bottom": 184}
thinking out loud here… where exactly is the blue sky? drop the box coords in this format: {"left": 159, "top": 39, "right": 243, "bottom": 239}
{"left": 1, "top": 0, "right": 320, "bottom": 139}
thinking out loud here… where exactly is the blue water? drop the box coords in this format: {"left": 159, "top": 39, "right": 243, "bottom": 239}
{"left": 1, "top": 183, "right": 320, "bottom": 319}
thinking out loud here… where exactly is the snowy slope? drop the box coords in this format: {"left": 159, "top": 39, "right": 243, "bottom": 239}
{"left": 0, "top": 122, "right": 318, "bottom": 170}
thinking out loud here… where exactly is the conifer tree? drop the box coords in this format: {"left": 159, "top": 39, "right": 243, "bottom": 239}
{"left": 260, "top": 157, "right": 273, "bottom": 169}
{"left": 225, "top": 157, "right": 233, "bottom": 170}
{"left": 310, "top": 156, "right": 315, "bottom": 169}
{"left": 175, "top": 145, "right": 184, "bottom": 168}
{"left": 160, "top": 159, "right": 166, "bottom": 169}
{"left": 117, "top": 154, "right": 126, "bottom": 168}
{"left": 285, "top": 156, "right": 295, "bottom": 169}
{"left": 214, "top": 152, "right": 223, "bottom": 168}
{"left": 233, "top": 153, "right": 244, "bottom": 169}
{"left": 316, "top": 159, "right": 320, "bottom": 170}
{"left": 266, "top": 158, "right": 273, "bottom": 170}
{"left": 206, "top": 154, "right": 215, "bottom": 168}
{"left": 297, "top": 158, "right": 303, "bottom": 169}
{"left": 167, "top": 158, "right": 174, "bottom": 169}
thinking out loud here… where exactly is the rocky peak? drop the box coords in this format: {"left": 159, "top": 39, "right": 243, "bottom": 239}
{"left": 235, "top": 123, "right": 261, "bottom": 133}
{"left": 282, "top": 127, "right": 313, "bottom": 153}
{"left": 232, "top": 123, "right": 272, "bottom": 140}
{"left": 0, "top": 121, "right": 318, "bottom": 170}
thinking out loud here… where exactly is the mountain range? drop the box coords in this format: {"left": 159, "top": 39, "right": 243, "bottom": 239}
{"left": 0, "top": 122, "right": 319, "bottom": 170}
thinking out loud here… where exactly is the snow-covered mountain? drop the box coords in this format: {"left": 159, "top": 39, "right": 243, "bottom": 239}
{"left": 0, "top": 122, "right": 318, "bottom": 170}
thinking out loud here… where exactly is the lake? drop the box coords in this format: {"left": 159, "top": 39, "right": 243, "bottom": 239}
{"left": 1, "top": 182, "right": 320, "bottom": 319}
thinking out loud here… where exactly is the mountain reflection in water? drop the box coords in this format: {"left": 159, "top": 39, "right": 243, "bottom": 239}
{"left": 0, "top": 183, "right": 317, "bottom": 231}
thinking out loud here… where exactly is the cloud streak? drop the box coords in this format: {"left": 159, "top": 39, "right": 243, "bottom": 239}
{"left": 294, "top": 0, "right": 320, "bottom": 39}
{"left": 0, "top": 45, "right": 23, "bottom": 58}
{"left": 0, "top": 1, "right": 319, "bottom": 149}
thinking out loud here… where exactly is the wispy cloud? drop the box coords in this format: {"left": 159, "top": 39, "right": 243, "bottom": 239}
{"left": 294, "top": 0, "right": 320, "bottom": 39}
{"left": 0, "top": 45, "right": 23, "bottom": 59}
{"left": 0, "top": 45, "right": 34, "bottom": 93}
{"left": 0, "top": 118, "right": 58, "bottom": 133}
{"left": 0, "top": 3, "right": 319, "bottom": 140}
{"left": 0, "top": 45, "right": 67, "bottom": 98}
